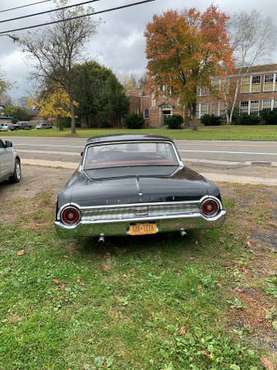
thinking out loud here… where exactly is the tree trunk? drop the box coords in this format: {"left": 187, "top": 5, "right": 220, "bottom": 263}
{"left": 190, "top": 102, "right": 198, "bottom": 131}
{"left": 229, "top": 80, "right": 240, "bottom": 124}
{"left": 57, "top": 117, "right": 64, "bottom": 131}
{"left": 70, "top": 98, "right": 76, "bottom": 134}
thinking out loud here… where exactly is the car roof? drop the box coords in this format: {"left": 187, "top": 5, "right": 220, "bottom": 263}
{"left": 86, "top": 134, "right": 174, "bottom": 145}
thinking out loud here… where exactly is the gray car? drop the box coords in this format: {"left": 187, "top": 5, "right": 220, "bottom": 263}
{"left": 0, "top": 139, "right": 22, "bottom": 184}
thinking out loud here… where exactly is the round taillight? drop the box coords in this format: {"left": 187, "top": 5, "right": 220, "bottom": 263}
{"left": 61, "top": 206, "right": 81, "bottom": 226}
{"left": 201, "top": 198, "right": 220, "bottom": 218}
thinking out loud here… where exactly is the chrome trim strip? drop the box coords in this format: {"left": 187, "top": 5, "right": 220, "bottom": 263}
{"left": 56, "top": 196, "right": 224, "bottom": 227}
{"left": 55, "top": 209, "right": 226, "bottom": 234}
{"left": 55, "top": 210, "right": 226, "bottom": 229}
{"left": 58, "top": 195, "right": 222, "bottom": 212}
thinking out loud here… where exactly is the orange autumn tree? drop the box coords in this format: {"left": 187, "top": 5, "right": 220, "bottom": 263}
{"left": 145, "top": 6, "right": 234, "bottom": 126}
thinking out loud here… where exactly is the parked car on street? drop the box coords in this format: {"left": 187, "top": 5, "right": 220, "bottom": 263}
{"left": 8, "top": 123, "right": 20, "bottom": 131}
{"left": 16, "top": 121, "right": 33, "bottom": 130}
{"left": 0, "top": 123, "right": 10, "bottom": 131}
{"left": 36, "top": 121, "right": 53, "bottom": 129}
{"left": 55, "top": 135, "right": 226, "bottom": 240}
{"left": 0, "top": 139, "right": 21, "bottom": 184}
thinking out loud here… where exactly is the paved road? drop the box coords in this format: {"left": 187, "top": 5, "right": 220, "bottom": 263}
{"left": 4, "top": 137, "right": 277, "bottom": 164}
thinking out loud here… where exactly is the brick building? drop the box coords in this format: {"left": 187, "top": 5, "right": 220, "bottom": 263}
{"left": 126, "top": 87, "right": 185, "bottom": 128}
{"left": 127, "top": 63, "right": 277, "bottom": 127}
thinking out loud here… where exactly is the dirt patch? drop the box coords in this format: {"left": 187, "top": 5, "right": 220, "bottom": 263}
{"left": 0, "top": 165, "right": 71, "bottom": 224}
{"left": 218, "top": 182, "right": 277, "bottom": 355}
{"left": 230, "top": 287, "right": 277, "bottom": 353}
{"left": 231, "top": 288, "right": 274, "bottom": 331}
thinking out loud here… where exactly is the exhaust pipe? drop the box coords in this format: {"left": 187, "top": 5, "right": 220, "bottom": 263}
{"left": 180, "top": 229, "right": 187, "bottom": 237}
{"left": 98, "top": 234, "right": 105, "bottom": 243}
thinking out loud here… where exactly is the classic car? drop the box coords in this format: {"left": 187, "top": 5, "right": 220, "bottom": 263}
{"left": 55, "top": 135, "right": 226, "bottom": 240}
{"left": 0, "top": 139, "right": 22, "bottom": 184}
{"left": 16, "top": 121, "right": 33, "bottom": 130}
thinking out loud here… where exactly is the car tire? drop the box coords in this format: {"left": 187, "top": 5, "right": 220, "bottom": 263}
{"left": 9, "top": 159, "right": 22, "bottom": 183}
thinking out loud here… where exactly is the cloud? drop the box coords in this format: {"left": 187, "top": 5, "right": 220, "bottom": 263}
{"left": 0, "top": 0, "right": 277, "bottom": 100}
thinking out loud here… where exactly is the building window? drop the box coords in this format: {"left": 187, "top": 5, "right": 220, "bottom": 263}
{"left": 240, "top": 101, "right": 249, "bottom": 114}
{"left": 252, "top": 75, "right": 261, "bottom": 84}
{"left": 196, "top": 104, "right": 200, "bottom": 118}
{"left": 210, "top": 78, "right": 220, "bottom": 91}
{"left": 161, "top": 104, "right": 173, "bottom": 119}
{"left": 201, "top": 87, "right": 209, "bottom": 96}
{"left": 251, "top": 75, "right": 261, "bottom": 92}
{"left": 274, "top": 100, "right": 277, "bottom": 109}
{"left": 264, "top": 74, "right": 274, "bottom": 83}
{"left": 201, "top": 104, "right": 208, "bottom": 116}
{"left": 250, "top": 100, "right": 259, "bottom": 114}
{"left": 210, "top": 103, "right": 219, "bottom": 116}
{"left": 219, "top": 102, "right": 225, "bottom": 117}
{"left": 241, "top": 77, "right": 250, "bottom": 93}
{"left": 144, "top": 109, "right": 149, "bottom": 119}
{"left": 262, "top": 99, "right": 272, "bottom": 110}
{"left": 263, "top": 74, "right": 274, "bottom": 92}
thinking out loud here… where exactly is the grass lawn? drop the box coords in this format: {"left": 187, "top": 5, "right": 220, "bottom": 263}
{"left": 0, "top": 167, "right": 276, "bottom": 369}
{"left": 1, "top": 125, "right": 277, "bottom": 141}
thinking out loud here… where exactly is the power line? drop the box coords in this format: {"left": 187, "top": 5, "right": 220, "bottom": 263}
{"left": 0, "top": 0, "right": 101, "bottom": 24}
{"left": 0, "top": 0, "right": 156, "bottom": 36}
{"left": 0, "top": 0, "right": 52, "bottom": 15}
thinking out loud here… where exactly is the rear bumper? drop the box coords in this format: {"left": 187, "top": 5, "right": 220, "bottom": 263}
{"left": 55, "top": 210, "right": 226, "bottom": 238}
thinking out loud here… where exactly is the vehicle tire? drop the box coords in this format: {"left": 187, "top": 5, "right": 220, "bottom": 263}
{"left": 9, "top": 159, "right": 22, "bottom": 183}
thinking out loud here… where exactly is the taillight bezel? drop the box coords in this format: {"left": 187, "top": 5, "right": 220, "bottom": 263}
{"left": 200, "top": 197, "right": 221, "bottom": 218}
{"left": 60, "top": 205, "right": 81, "bottom": 226}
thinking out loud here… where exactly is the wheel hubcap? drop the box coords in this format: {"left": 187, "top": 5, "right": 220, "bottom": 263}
{"left": 16, "top": 163, "right": 21, "bottom": 180}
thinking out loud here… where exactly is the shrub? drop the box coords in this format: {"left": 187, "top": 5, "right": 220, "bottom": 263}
{"left": 230, "top": 108, "right": 240, "bottom": 124}
{"left": 260, "top": 109, "right": 277, "bottom": 125}
{"left": 165, "top": 115, "right": 184, "bottom": 129}
{"left": 125, "top": 113, "right": 145, "bottom": 129}
{"left": 235, "top": 113, "right": 261, "bottom": 125}
{"left": 201, "top": 114, "right": 223, "bottom": 126}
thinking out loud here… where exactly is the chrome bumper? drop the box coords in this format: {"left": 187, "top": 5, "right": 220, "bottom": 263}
{"left": 55, "top": 210, "right": 226, "bottom": 238}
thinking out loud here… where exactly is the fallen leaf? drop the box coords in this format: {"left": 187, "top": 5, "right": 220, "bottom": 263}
{"left": 201, "top": 351, "right": 211, "bottom": 359}
{"left": 100, "top": 263, "right": 112, "bottom": 272}
{"left": 234, "top": 287, "right": 243, "bottom": 293}
{"left": 261, "top": 357, "right": 274, "bottom": 370}
{"left": 77, "top": 278, "right": 85, "bottom": 286}
{"left": 246, "top": 240, "right": 252, "bottom": 248}
{"left": 16, "top": 250, "right": 25, "bottom": 256}
{"left": 179, "top": 326, "right": 187, "bottom": 336}
{"left": 53, "top": 278, "right": 61, "bottom": 285}
{"left": 8, "top": 314, "right": 23, "bottom": 324}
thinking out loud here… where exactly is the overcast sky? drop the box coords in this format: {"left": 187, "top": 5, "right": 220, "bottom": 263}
{"left": 0, "top": 0, "right": 276, "bottom": 102}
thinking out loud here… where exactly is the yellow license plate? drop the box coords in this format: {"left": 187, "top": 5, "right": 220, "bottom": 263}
{"left": 128, "top": 223, "right": 158, "bottom": 236}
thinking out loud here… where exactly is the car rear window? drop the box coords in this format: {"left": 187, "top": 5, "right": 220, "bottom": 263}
{"left": 84, "top": 142, "right": 179, "bottom": 169}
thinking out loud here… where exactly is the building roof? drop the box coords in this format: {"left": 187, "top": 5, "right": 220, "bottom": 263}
{"left": 236, "top": 64, "right": 277, "bottom": 74}
{"left": 86, "top": 134, "right": 173, "bottom": 145}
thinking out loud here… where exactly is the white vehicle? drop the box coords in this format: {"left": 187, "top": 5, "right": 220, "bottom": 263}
{"left": 36, "top": 122, "right": 53, "bottom": 129}
{"left": 0, "top": 139, "right": 21, "bottom": 184}
{"left": 0, "top": 123, "right": 10, "bottom": 131}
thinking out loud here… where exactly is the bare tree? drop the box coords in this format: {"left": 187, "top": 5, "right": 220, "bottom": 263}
{"left": 227, "top": 10, "right": 277, "bottom": 123}
{"left": 20, "top": 0, "right": 97, "bottom": 133}
{"left": 0, "top": 71, "right": 9, "bottom": 101}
